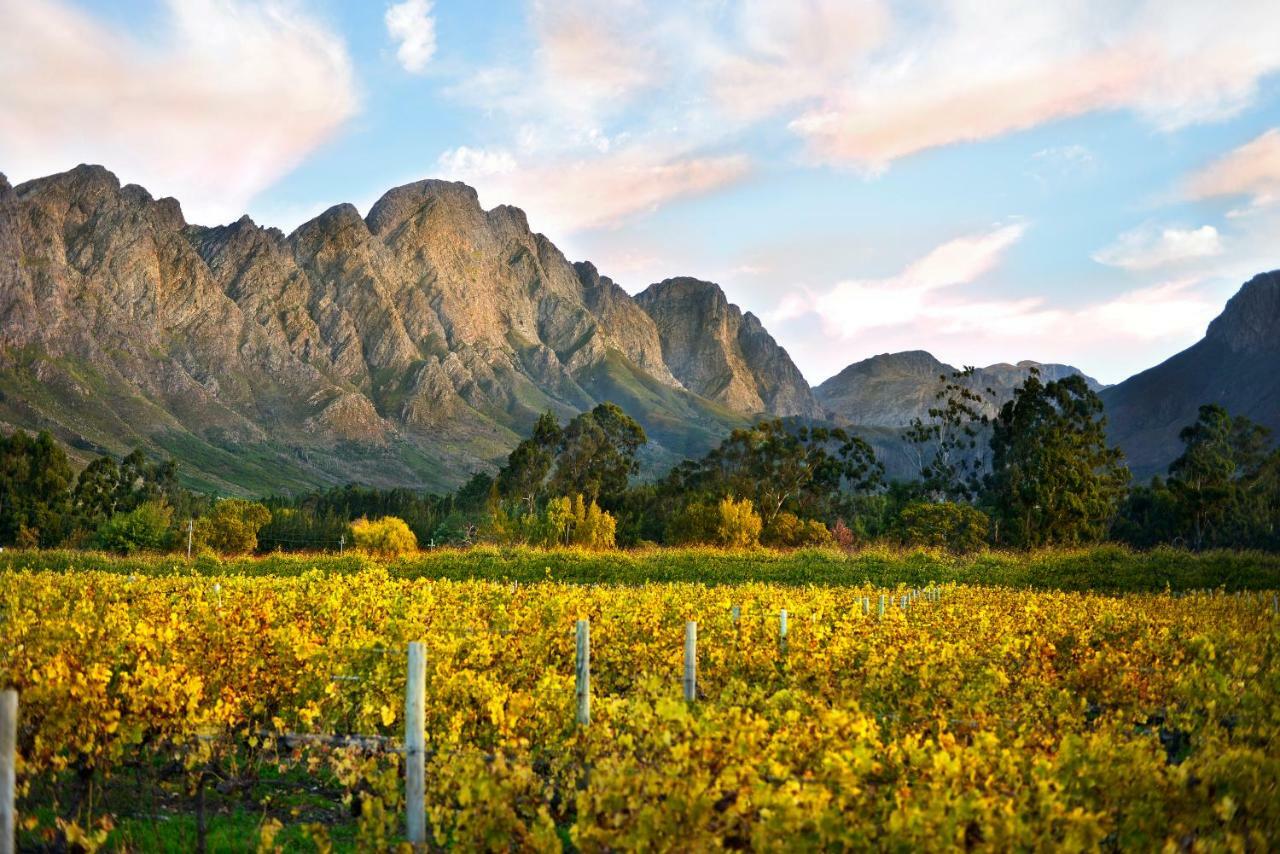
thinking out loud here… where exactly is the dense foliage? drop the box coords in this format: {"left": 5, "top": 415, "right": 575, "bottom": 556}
{"left": 0, "top": 367, "right": 1276, "bottom": 554}
{"left": 2, "top": 567, "right": 1276, "bottom": 848}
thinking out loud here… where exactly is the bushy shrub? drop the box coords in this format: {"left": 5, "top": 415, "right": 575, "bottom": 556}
{"left": 351, "top": 516, "right": 419, "bottom": 558}
{"left": 894, "top": 501, "right": 989, "bottom": 553}
{"left": 667, "top": 497, "right": 763, "bottom": 547}
{"left": 195, "top": 499, "right": 272, "bottom": 556}
{"left": 96, "top": 501, "right": 173, "bottom": 554}
{"left": 762, "top": 512, "right": 833, "bottom": 548}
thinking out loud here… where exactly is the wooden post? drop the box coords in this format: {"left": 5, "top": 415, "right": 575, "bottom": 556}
{"left": 1, "top": 689, "right": 15, "bottom": 854}
{"left": 779, "top": 608, "right": 789, "bottom": 657}
{"left": 861, "top": 596, "right": 869, "bottom": 616}
{"left": 878, "top": 595, "right": 886, "bottom": 618}
{"left": 576, "top": 619, "right": 591, "bottom": 727}
{"left": 731, "top": 604, "right": 741, "bottom": 627}
{"left": 684, "top": 622, "right": 697, "bottom": 702}
{"left": 404, "top": 643, "right": 426, "bottom": 848}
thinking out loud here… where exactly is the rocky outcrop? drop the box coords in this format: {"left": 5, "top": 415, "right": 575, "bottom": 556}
{"left": 1101, "top": 271, "right": 1280, "bottom": 478}
{"left": 634, "top": 277, "right": 822, "bottom": 418}
{"left": 816, "top": 351, "right": 1103, "bottom": 428}
{"left": 0, "top": 165, "right": 759, "bottom": 493}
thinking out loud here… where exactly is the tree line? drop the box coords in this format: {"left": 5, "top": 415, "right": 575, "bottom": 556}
{"left": 1, "top": 369, "right": 1275, "bottom": 554}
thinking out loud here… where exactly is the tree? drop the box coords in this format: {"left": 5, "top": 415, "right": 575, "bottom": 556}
{"left": 494, "top": 404, "right": 647, "bottom": 511}
{"left": 987, "top": 373, "right": 1129, "bottom": 548}
{"left": 893, "top": 502, "right": 989, "bottom": 553}
{"left": 1167, "top": 405, "right": 1271, "bottom": 548}
{"left": 903, "top": 368, "right": 996, "bottom": 502}
{"left": 0, "top": 430, "right": 74, "bottom": 547}
{"left": 195, "top": 499, "right": 272, "bottom": 555}
{"left": 715, "top": 497, "right": 762, "bottom": 547}
{"left": 96, "top": 501, "right": 173, "bottom": 554}
{"left": 496, "top": 413, "right": 561, "bottom": 512}
{"left": 350, "top": 516, "right": 419, "bottom": 558}
{"left": 666, "top": 419, "right": 883, "bottom": 530}
{"left": 547, "top": 403, "right": 647, "bottom": 506}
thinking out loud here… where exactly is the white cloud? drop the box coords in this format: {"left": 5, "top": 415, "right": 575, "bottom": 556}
{"left": 1092, "top": 225, "right": 1223, "bottom": 271}
{"left": 769, "top": 226, "right": 1231, "bottom": 384}
{"left": 385, "top": 0, "right": 436, "bottom": 73}
{"left": 712, "top": 0, "right": 1280, "bottom": 170}
{"left": 788, "top": 223, "right": 1028, "bottom": 336}
{"left": 436, "top": 146, "right": 516, "bottom": 177}
{"left": 1186, "top": 128, "right": 1280, "bottom": 211}
{"left": 435, "top": 144, "right": 750, "bottom": 234}
{"left": 0, "top": 0, "right": 358, "bottom": 225}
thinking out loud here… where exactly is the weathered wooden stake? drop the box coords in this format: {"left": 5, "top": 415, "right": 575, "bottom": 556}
{"left": 404, "top": 643, "right": 426, "bottom": 848}
{"left": 731, "top": 604, "right": 741, "bottom": 627}
{"left": 861, "top": 597, "right": 869, "bottom": 616}
{"left": 1, "top": 690, "right": 15, "bottom": 854}
{"left": 684, "top": 622, "right": 697, "bottom": 702}
{"left": 878, "top": 595, "right": 886, "bottom": 618}
{"left": 575, "top": 619, "right": 591, "bottom": 726}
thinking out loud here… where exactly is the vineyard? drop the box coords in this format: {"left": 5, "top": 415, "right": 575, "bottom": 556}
{"left": 1, "top": 559, "right": 1278, "bottom": 850}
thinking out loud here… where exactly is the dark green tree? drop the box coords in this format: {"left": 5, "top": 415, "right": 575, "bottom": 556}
{"left": 663, "top": 419, "right": 884, "bottom": 530}
{"left": 494, "top": 404, "right": 647, "bottom": 510}
{"left": 1165, "top": 405, "right": 1277, "bottom": 549}
{"left": 0, "top": 430, "right": 75, "bottom": 547}
{"left": 903, "top": 367, "right": 996, "bottom": 502}
{"left": 987, "top": 373, "right": 1129, "bottom": 547}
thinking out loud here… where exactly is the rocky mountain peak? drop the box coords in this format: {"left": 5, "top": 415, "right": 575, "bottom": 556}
{"left": 635, "top": 276, "right": 821, "bottom": 418}
{"left": 1205, "top": 270, "right": 1280, "bottom": 353}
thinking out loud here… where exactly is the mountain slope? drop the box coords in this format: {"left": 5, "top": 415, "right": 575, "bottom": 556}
{"left": 0, "top": 165, "right": 751, "bottom": 493}
{"left": 634, "top": 277, "right": 822, "bottom": 419}
{"left": 816, "top": 351, "right": 1103, "bottom": 427}
{"left": 1101, "top": 270, "right": 1280, "bottom": 478}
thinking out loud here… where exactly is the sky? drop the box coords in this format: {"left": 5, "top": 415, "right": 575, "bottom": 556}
{"left": 2, "top": 1, "right": 1279, "bottom": 386}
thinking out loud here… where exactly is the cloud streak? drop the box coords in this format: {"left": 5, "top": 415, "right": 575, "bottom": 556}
{"left": 1186, "top": 127, "right": 1280, "bottom": 211}
{"left": 1092, "top": 225, "right": 1223, "bottom": 271}
{"left": 0, "top": 0, "right": 358, "bottom": 225}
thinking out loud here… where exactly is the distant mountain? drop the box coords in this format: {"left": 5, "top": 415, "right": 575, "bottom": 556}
{"left": 1101, "top": 270, "right": 1280, "bottom": 478}
{"left": 634, "top": 277, "right": 823, "bottom": 419}
{"left": 816, "top": 350, "right": 1103, "bottom": 427}
{"left": 0, "top": 165, "right": 819, "bottom": 494}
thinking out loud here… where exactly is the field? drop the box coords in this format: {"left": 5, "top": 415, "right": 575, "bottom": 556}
{"left": 1, "top": 549, "right": 1278, "bottom": 850}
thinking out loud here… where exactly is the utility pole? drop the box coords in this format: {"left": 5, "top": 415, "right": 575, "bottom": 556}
{"left": 187, "top": 519, "right": 193, "bottom": 560}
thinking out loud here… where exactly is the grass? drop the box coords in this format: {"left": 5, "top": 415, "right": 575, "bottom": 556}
{"left": 3, "top": 544, "right": 1278, "bottom": 592}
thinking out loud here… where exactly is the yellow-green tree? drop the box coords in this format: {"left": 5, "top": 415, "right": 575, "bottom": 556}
{"left": 522, "top": 495, "right": 616, "bottom": 549}
{"left": 350, "top": 516, "right": 418, "bottom": 558}
{"left": 762, "top": 511, "right": 832, "bottom": 548}
{"left": 715, "top": 496, "right": 762, "bottom": 548}
{"left": 194, "top": 499, "right": 271, "bottom": 555}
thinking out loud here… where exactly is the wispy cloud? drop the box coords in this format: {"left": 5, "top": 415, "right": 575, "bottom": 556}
{"left": 0, "top": 0, "right": 358, "bottom": 225}
{"left": 770, "top": 223, "right": 1029, "bottom": 334}
{"left": 435, "top": 144, "right": 750, "bottom": 233}
{"left": 1186, "top": 127, "right": 1280, "bottom": 211}
{"left": 1092, "top": 225, "right": 1223, "bottom": 271}
{"left": 385, "top": 0, "right": 436, "bottom": 73}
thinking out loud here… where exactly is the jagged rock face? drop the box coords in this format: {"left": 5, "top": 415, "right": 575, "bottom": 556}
{"left": 634, "top": 277, "right": 822, "bottom": 418}
{"left": 1102, "top": 270, "right": 1280, "bottom": 478}
{"left": 816, "top": 350, "right": 1103, "bottom": 428}
{"left": 0, "top": 165, "right": 768, "bottom": 494}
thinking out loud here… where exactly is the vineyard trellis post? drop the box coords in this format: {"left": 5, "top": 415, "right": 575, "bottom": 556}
{"left": 684, "top": 622, "right": 697, "bottom": 702}
{"left": 404, "top": 642, "right": 426, "bottom": 848}
{"left": 779, "top": 609, "right": 789, "bottom": 657}
{"left": 1, "top": 689, "right": 16, "bottom": 854}
{"left": 878, "top": 595, "right": 886, "bottom": 618}
{"left": 576, "top": 620, "right": 591, "bottom": 727}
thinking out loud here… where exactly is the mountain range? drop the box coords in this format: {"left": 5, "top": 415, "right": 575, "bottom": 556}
{"left": 0, "top": 165, "right": 1275, "bottom": 493}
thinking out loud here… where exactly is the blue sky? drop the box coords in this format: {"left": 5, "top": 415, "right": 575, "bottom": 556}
{"left": 3, "top": 0, "right": 1279, "bottom": 385}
